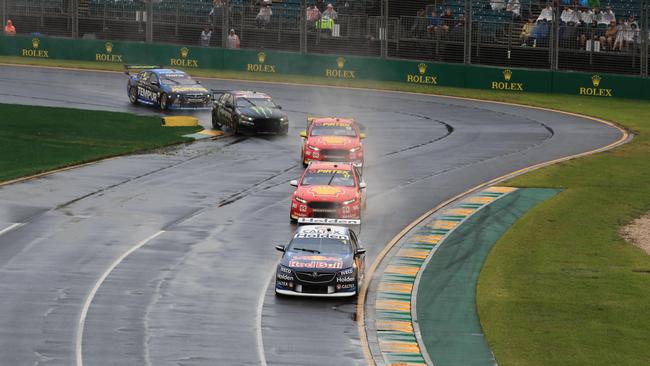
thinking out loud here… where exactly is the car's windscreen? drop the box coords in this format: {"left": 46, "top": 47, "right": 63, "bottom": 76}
{"left": 301, "top": 169, "right": 355, "bottom": 187}
{"left": 160, "top": 73, "right": 197, "bottom": 85}
{"left": 288, "top": 237, "right": 352, "bottom": 255}
{"left": 236, "top": 97, "right": 276, "bottom": 108}
{"left": 310, "top": 124, "right": 357, "bottom": 137}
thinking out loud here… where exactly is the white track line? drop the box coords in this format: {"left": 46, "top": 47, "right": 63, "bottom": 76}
{"left": 256, "top": 265, "right": 277, "bottom": 366}
{"left": 0, "top": 223, "right": 22, "bottom": 236}
{"left": 75, "top": 230, "right": 165, "bottom": 366}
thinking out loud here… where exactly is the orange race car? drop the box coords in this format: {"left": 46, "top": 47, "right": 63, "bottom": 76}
{"left": 299, "top": 117, "right": 365, "bottom": 167}
{"left": 289, "top": 162, "right": 366, "bottom": 222}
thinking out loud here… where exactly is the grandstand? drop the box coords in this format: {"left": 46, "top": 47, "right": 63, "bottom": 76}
{"left": 1, "top": 0, "right": 648, "bottom": 75}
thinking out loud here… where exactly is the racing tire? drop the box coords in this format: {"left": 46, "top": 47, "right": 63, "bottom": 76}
{"left": 128, "top": 87, "right": 139, "bottom": 105}
{"left": 232, "top": 118, "right": 240, "bottom": 135}
{"left": 301, "top": 150, "right": 308, "bottom": 167}
{"left": 159, "top": 93, "right": 169, "bottom": 111}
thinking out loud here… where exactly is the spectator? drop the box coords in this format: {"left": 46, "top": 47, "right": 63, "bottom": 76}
{"left": 256, "top": 2, "right": 272, "bottom": 27}
{"left": 316, "top": 0, "right": 325, "bottom": 11}
{"left": 411, "top": 8, "right": 428, "bottom": 38}
{"left": 3, "top": 19, "right": 16, "bottom": 36}
{"left": 307, "top": 3, "right": 322, "bottom": 26}
{"left": 560, "top": 6, "right": 579, "bottom": 24}
{"left": 537, "top": 3, "right": 554, "bottom": 22}
{"left": 441, "top": 8, "right": 454, "bottom": 29}
{"left": 322, "top": 3, "right": 337, "bottom": 21}
{"left": 506, "top": 0, "right": 521, "bottom": 18}
{"left": 600, "top": 20, "right": 617, "bottom": 50}
{"left": 597, "top": 6, "right": 615, "bottom": 26}
{"left": 613, "top": 18, "right": 631, "bottom": 51}
{"left": 427, "top": 10, "right": 443, "bottom": 36}
{"left": 209, "top": 0, "right": 224, "bottom": 17}
{"left": 579, "top": 6, "right": 594, "bottom": 25}
{"left": 560, "top": 6, "right": 579, "bottom": 47}
{"left": 532, "top": 19, "right": 551, "bottom": 47}
{"left": 200, "top": 26, "right": 212, "bottom": 47}
{"left": 520, "top": 17, "right": 535, "bottom": 46}
{"left": 490, "top": 0, "right": 506, "bottom": 11}
{"left": 449, "top": 15, "right": 465, "bottom": 41}
{"left": 227, "top": 29, "right": 241, "bottom": 49}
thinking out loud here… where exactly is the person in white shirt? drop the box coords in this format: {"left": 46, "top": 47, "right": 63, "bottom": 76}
{"left": 200, "top": 27, "right": 212, "bottom": 47}
{"left": 537, "top": 3, "right": 554, "bottom": 22}
{"left": 506, "top": 0, "right": 521, "bottom": 18}
{"left": 560, "top": 7, "right": 579, "bottom": 24}
{"left": 256, "top": 2, "right": 272, "bottom": 27}
{"left": 227, "top": 29, "right": 240, "bottom": 49}
{"left": 490, "top": 0, "right": 506, "bottom": 11}
{"left": 597, "top": 7, "right": 615, "bottom": 26}
{"left": 322, "top": 3, "right": 337, "bottom": 20}
{"left": 579, "top": 7, "right": 593, "bottom": 25}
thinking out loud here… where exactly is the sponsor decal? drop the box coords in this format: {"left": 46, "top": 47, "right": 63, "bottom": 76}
{"left": 406, "top": 63, "right": 438, "bottom": 85}
{"left": 170, "top": 47, "right": 199, "bottom": 68}
{"left": 295, "top": 232, "right": 349, "bottom": 240}
{"left": 491, "top": 69, "right": 524, "bottom": 91}
{"left": 247, "top": 52, "right": 277, "bottom": 73}
{"left": 288, "top": 255, "right": 344, "bottom": 269}
{"left": 325, "top": 57, "right": 356, "bottom": 79}
{"left": 336, "top": 276, "right": 355, "bottom": 283}
{"left": 320, "top": 136, "right": 348, "bottom": 145}
{"left": 170, "top": 86, "right": 208, "bottom": 93}
{"left": 308, "top": 185, "right": 345, "bottom": 197}
{"left": 137, "top": 86, "right": 159, "bottom": 102}
{"left": 579, "top": 75, "right": 613, "bottom": 97}
{"left": 21, "top": 38, "right": 49, "bottom": 58}
{"left": 339, "top": 268, "right": 355, "bottom": 275}
{"left": 276, "top": 273, "right": 294, "bottom": 281}
{"left": 276, "top": 280, "right": 291, "bottom": 287}
{"left": 319, "top": 122, "right": 353, "bottom": 127}
{"left": 337, "top": 283, "right": 356, "bottom": 289}
{"left": 95, "top": 42, "right": 123, "bottom": 63}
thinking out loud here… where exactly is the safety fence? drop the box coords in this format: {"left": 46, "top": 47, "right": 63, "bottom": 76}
{"left": 1, "top": 34, "right": 647, "bottom": 100}
{"left": 1, "top": 0, "right": 648, "bottom": 77}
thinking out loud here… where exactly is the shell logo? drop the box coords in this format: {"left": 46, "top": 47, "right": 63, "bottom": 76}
{"left": 321, "top": 136, "right": 348, "bottom": 145}
{"left": 309, "top": 186, "right": 344, "bottom": 197}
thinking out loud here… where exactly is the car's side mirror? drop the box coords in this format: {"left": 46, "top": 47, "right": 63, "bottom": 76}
{"left": 289, "top": 180, "right": 299, "bottom": 187}
{"left": 359, "top": 133, "right": 366, "bottom": 139}
{"left": 299, "top": 131, "right": 307, "bottom": 138}
{"left": 356, "top": 248, "right": 366, "bottom": 255}
{"left": 359, "top": 182, "right": 367, "bottom": 189}
{"left": 275, "top": 244, "right": 286, "bottom": 252}
{"left": 197, "top": 80, "right": 201, "bottom": 84}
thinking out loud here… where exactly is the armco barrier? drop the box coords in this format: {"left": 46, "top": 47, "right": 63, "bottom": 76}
{"left": 0, "top": 35, "right": 645, "bottom": 100}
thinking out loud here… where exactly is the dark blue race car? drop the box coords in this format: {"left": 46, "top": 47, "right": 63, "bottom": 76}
{"left": 125, "top": 65, "right": 211, "bottom": 110}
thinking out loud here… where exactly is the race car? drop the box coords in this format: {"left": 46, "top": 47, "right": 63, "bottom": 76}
{"left": 275, "top": 222, "right": 366, "bottom": 297}
{"left": 125, "top": 65, "right": 211, "bottom": 110}
{"left": 289, "top": 162, "right": 366, "bottom": 222}
{"left": 211, "top": 90, "right": 289, "bottom": 135}
{"left": 299, "top": 117, "right": 365, "bottom": 167}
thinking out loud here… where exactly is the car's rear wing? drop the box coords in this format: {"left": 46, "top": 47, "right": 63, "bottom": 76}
{"left": 306, "top": 116, "right": 356, "bottom": 127}
{"left": 297, "top": 218, "right": 361, "bottom": 225}
{"left": 123, "top": 64, "right": 162, "bottom": 75}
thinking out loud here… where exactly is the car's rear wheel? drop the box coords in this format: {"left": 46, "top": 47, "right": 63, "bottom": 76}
{"left": 128, "top": 87, "right": 138, "bottom": 105}
{"left": 279, "top": 126, "right": 288, "bottom": 135}
{"left": 159, "top": 93, "right": 169, "bottom": 110}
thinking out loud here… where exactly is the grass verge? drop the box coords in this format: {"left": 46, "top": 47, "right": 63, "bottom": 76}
{"left": 0, "top": 103, "right": 200, "bottom": 182}
{"left": 3, "top": 56, "right": 650, "bottom": 365}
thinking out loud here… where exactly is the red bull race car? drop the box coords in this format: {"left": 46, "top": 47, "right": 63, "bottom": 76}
{"left": 275, "top": 220, "right": 365, "bottom": 297}
{"left": 289, "top": 162, "right": 366, "bottom": 222}
{"left": 299, "top": 117, "right": 365, "bottom": 167}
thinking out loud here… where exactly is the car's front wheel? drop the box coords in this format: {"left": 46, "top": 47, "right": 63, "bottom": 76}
{"left": 159, "top": 93, "right": 169, "bottom": 111}
{"left": 128, "top": 87, "right": 138, "bottom": 105}
{"left": 212, "top": 112, "right": 221, "bottom": 130}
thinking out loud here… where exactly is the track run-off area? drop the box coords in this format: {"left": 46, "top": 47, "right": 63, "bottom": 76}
{"left": 0, "top": 65, "right": 625, "bottom": 365}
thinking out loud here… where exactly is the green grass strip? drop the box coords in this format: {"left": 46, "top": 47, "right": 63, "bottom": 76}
{"left": 0, "top": 103, "right": 200, "bottom": 182}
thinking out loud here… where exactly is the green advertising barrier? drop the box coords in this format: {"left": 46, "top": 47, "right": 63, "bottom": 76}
{"left": 0, "top": 35, "right": 646, "bottom": 100}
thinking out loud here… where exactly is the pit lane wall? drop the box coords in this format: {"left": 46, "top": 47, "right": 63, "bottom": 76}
{"left": 1, "top": 35, "right": 647, "bottom": 100}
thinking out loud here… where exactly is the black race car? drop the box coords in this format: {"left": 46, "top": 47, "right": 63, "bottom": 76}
{"left": 211, "top": 90, "right": 289, "bottom": 135}
{"left": 275, "top": 221, "right": 365, "bottom": 297}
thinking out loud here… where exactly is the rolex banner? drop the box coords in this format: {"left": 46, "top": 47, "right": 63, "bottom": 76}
{"left": 0, "top": 35, "right": 646, "bottom": 100}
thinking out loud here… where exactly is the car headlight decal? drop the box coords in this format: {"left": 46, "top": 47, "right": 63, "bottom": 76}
{"left": 295, "top": 196, "right": 307, "bottom": 204}
{"left": 342, "top": 198, "right": 357, "bottom": 205}
{"left": 308, "top": 145, "right": 320, "bottom": 151}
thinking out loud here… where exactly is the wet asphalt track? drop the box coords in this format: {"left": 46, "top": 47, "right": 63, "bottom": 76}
{"left": 0, "top": 65, "right": 623, "bottom": 366}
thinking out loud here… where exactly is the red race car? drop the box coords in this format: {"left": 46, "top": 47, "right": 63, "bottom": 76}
{"left": 289, "top": 162, "right": 366, "bottom": 222}
{"left": 299, "top": 117, "right": 365, "bottom": 167}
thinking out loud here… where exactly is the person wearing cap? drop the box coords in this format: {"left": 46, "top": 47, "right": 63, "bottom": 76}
{"left": 307, "top": 3, "right": 322, "bottom": 27}
{"left": 322, "top": 3, "right": 338, "bottom": 21}
{"left": 4, "top": 20, "right": 16, "bottom": 36}
{"left": 227, "top": 29, "right": 241, "bottom": 49}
